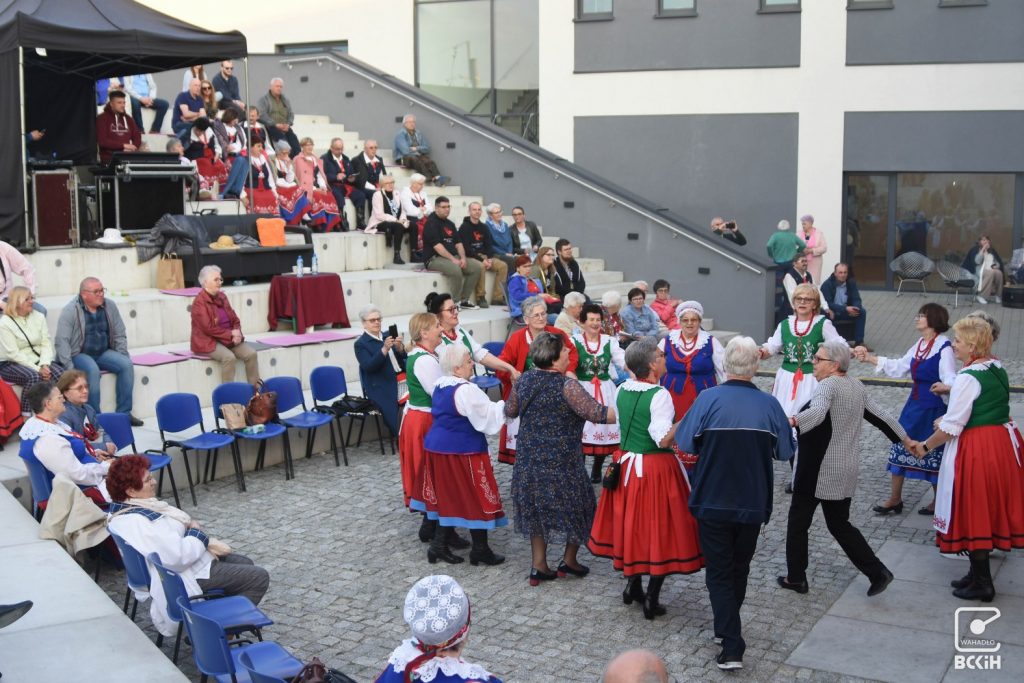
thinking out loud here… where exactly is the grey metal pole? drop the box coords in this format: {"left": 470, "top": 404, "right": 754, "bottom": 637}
{"left": 18, "top": 46, "right": 30, "bottom": 247}
{"left": 244, "top": 56, "right": 252, "bottom": 209}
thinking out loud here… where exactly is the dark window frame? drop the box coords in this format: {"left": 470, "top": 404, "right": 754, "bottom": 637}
{"left": 275, "top": 40, "right": 349, "bottom": 55}
{"left": 938, "top": 0, "right": 988, "bottom": 7}
{"left": 656, "top": 0, "right": 697, "bottom": 18}
{"left": 846, "top": 0, "right": 894, "bottom": 10}
{"left": 576, "top": 0, "right": 614, "bottom": 22}
{"left": 757, "top": 0, "right": 801, "bottom": 14}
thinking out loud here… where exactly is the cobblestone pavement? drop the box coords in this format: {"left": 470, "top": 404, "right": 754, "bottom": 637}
{"left": 95, "top": 376, "right": 1024, "bottom": 682}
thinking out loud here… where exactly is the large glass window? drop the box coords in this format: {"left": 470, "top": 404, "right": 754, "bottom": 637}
{"left": 895, "top": 172, "right": 1014, "bottom": 264}
{"left": 658, "top": 0, "right": 697, "bottom": 17}
{"left": 416, "top": 0, "right": 539, "bottom": 142}
{"left": 846, "top": 175, "right": 890, "bottom": 288}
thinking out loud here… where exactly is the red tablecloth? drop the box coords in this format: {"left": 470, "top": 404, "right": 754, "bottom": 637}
{"left": 267, "top": 273, "right": 350, "bottom": 332}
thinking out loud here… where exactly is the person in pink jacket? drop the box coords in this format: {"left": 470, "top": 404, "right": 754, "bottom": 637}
{"left": 293, "top": 138, "right": 342, "bottom": 231}
{"left": 800, "top": 214, "right": 829, "bottom": 283}
{"left": 0, "top": 240, "right": 38, "bottom": 313}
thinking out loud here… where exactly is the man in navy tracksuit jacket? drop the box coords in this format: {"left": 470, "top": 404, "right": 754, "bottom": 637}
{"left": 676, "top": 336, "right": 794, "bottom": 671}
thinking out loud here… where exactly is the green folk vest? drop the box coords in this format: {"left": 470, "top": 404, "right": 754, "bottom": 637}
{"left": 963, "top": 365, "right": 1010, "bottom": 428}
{"left": 617, "top": 385, "right": 672, "bottom": 454}
{"left": 440, "top": 327, "right": 474, "bottom": 357}
{"left": 781, "top": 316, "right": 826, "bottom": 373}
{"left": 574, "top": 336, "right": 612, "bottom": 382}
{"left": 405, "top": 348, "right": 435, "bottom": 409}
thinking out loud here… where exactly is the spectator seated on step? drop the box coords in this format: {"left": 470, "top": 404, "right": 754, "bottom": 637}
{"left": 649, "top": 279, "right": 681, "bottom": 331}
{"left": 554, "top": 291, "right": 586, "bottom": 337}
{"left": 20, "top": 381, "right": 111, "bottom": 505}
{"left": 257, "top": 77, "right": 300, "bottom": 158}
{"left": 212, "top": 60, "right": 245, "bottom": 115}
{"left": 393, "top": 114, "right": 449, "bottom": 187}
{"left": 458, "top": 201, "right": 507, "bottom": 309}
{"left": 53, "top": 277, "right": 142, "bottom": 426}
{"left": 422, "top": 196, "right": 482, "bottom": 310}
{"left": 601, "top": 290, "right": 630, "bottom": 346}
{"left": 820, "top": 262, "right": 867, "bottom": 347}
{"left": 620, "top": 287, "right": 662, "bottom": 341}
{"left": 121, "top": 73, "right": 169, "bottom": 135}
{"left": 401, "top": 173, "right": 433, "bottom": 254}
{"left": 172, "top": 78, "right": 204, "bottom": 142}
{"left": 57, "top": 370, "right": 117, "bottom": 456}
{"left": 0, "top": 287, "right": 66, "bottom": 414}
{"left": 553, "top": 238, "right": 586, "bottom": 300}
{"left": 186, "top": 118, "right": 227, "bottom": 198}
{"left": 508, "top": 255, "right": 544, "bottom": 319}
{"left": 367, "top": 176, "right": 411, "bottom": 264}
{"left": 350, "top": 140, "right": 387, "bottom": 229}
{"left": 0, "top": 239, "right": 41, "bottom": 314}
{"left": 322, "top": 137, "right": 361, "bottom": 231}
{"left": 294, "top": 138, "right": 343, "bottom": 232}
{"left": 484, "top": 203, "right": 517, "bottom": 274}
{"left": 242, "top": 106, "right": 267, "bottom": 152}
{"left": 96, "top": 90, "right": 141, "bottom": 164}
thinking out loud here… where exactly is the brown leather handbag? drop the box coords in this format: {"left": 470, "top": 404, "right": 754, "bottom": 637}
{"left": 246, "top": 380, "right": 278, "bottom": 425}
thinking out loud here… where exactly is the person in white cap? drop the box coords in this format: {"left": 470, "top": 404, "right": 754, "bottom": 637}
{"left": 375, "top": 575, "right": 502, "bottom": 683}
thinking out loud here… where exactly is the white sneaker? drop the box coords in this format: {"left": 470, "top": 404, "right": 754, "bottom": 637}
{"left": 976, "top": 295, "right": 988, "bottom": 305}
{"left": 995, "top": 296, "right": 1002, "bottom": 304}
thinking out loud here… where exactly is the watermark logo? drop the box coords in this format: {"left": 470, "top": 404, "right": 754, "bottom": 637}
{"left": 954, "top": 607, "right": 1001, "bottom": 671}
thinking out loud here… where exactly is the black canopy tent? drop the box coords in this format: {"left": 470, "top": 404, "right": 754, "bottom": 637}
{"left": 0, "top": 0, "right": 247, "bottom": 246}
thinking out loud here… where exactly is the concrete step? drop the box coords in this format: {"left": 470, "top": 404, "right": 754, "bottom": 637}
{"left": 585, "top": 270, "right": 625, "bottom": 285}
{"left": 293, "top": 114, "right": 342, "bottom": 128}
{"left": 576, "top": 257, "right": 606, "bottom": 272}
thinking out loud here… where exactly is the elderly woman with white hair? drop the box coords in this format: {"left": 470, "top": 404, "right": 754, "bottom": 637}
{"left": 400, "top": 172, "right": 432, "bottom": 225}
{"left": 779, "top": 340, "right": 911, "bottom": 598}
{"left": 375, "top": 574, "right": 501, "bottom": 683}
{"left": 600, "top": 290, "right": 630, "bottom": 344}
{"left": 410, "top": 344, "right": 507, "bottom": 566}
{"left": 354, "top": 303, "right": 407, "bottom": 439}
{"left": 367, "top": 175, "right": 412, "bottom": 264}
{"left": 554, "top": 291, "right": 586, "bottom": 337}
{"left": 190, "top": 265, "right": 259, "bottom": 384}
{"left": 272, "top": 138, "right": 310, "bottom": 224}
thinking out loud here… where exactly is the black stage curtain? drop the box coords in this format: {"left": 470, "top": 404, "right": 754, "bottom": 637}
{"left": 0, "top": 49, "right": 24, "bottom": 245}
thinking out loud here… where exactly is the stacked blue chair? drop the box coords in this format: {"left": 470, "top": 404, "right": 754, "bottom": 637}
{"left": 212, "top": 383, "right": 294, "bottom": 480}
{"left": 148, "top": 552, "right": 273, "bottom": 665}
{"left": 17, "top": 439, "right": 54, "bottom": 521}
{"left": 98, "top": 411, "right": 182, "bottom": 509}
{"left": 177, "top": 596, "right": 303, "bottom": 683}
{"left": 155, "top": 393, "right": 240, "bottom": 506}
{"left": 108, "top": 531, "right": 151, "bottom": 622}
{"left": 310, "top": 366, "right": 386, "bottom": 456}
{"left": 471, "top": 340, "right": 505, "bottom": 399}
{"left": 262, "top": 376, "right": 341, "bottom": 467}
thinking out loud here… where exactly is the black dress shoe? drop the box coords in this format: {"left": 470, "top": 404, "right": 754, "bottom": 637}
{"left": 867, "top": 568, "right": 894, "bottom": 597}
{"left": 953, "top": 580, "right": 995, "bottom": 602}
{"left": 469, "top": 547, "right": 505, "bottom": 566}
{"left": 557, "top": 561, "right": 589, "bottom": 578}
{"left": 918, "top": 506, "right": 935, "bottom": 516}
{"left": 950, "top": 571, "right": 973, "bottom": 590}
{"left": 776, "top": 576, "right": 809, "bottom": 594}
{"left": 427, "top": 547, "right": 464, "bottom": 565}
{"left": 528, "top": 568, "right": 558, "bottom": 586}
{"left": 128, "top": 414, "right": 144, "bottom": 427}
{"left": 622, "top": 577, "right": 644, "bottom": 606}
{"left": 393, "top": 253, "right": 405, "bottom": 265}
{"left": 872, "top": 502, "right": 904, "bottom": 515}
{"left": 716, "top": 651, "right": 743, "bottom": 671}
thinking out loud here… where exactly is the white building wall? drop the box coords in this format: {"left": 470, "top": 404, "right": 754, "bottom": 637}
{"left": 138, "top": 0, "right": 416, "bottom": 83}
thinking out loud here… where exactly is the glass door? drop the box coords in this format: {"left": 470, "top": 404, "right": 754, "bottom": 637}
{"left": 845, "top": 174, "right": 891, "bottom": 288}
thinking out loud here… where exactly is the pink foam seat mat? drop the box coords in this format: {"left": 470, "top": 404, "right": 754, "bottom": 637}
{"left": 168, "top": 349, "right": 211, "bottom": 360}
{"left": 130, "top": 352, "right": 191, "bottom": 367}
{"left": 159, "top": 287, "right": 202, "bottom": 296}
{"left": 255, "top": 330, "right": 358, "bottom": 347}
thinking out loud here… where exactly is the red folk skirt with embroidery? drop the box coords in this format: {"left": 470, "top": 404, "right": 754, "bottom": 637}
{"left": 398, "top": 409, "right": 432, "bottom": 509}
{"left": 936, "top": 424, "right": 1024, "bottom": 553}
{"left": 588, "top": 450, "right": 704, "bottom": 577}
{"left": 413, "top": 450, "right": 507, "bottom": 530}
{"left": 249, "top": 188, "right": 280, "bottom": 216}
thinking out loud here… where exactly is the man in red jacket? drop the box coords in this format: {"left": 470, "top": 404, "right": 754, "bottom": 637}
{"left": 95, "top": 90, "right": 141, "bottom": 164}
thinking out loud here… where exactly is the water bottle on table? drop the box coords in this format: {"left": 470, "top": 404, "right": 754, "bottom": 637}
{"left": 296, "top": 254, "right": 304, "bottom": 278}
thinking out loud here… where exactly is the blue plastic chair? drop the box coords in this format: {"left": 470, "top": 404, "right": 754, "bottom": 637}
{"left": 310, "top": 366, "right": 385, "bottom": 456}
{"left": 470, "top": 341, "right": 505, "bottom": 399}
{"left": 237, "top": 650, "right": 295, "bottom": 683}
{"left": 148, "top": 552, "right": 273, "bottom": 665}
{"left": 178, "top": 596, "right": 302, "bottom": 683}
{"left": 155, "top": 393, "right": 239, "bottom": 506}
{"left": 262, "top": 376, "right": 341, "bottom": 467}
{"left": 17, "top": 439, "right": 54, "bottom": 521}
{"left": 98, "top": 412, "right": 182, "bottom": 509}
{"left": 108, "top": 531, "right": 152, "bottom": 622}
{"left": 212, "top": 383, "right": 294, "bottom": 481}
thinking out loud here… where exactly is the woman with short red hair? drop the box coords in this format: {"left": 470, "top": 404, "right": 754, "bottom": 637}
{"left": 106, "top": 455, "right": 270, "bottom": 638}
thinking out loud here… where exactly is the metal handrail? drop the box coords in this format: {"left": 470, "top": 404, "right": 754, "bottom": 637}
{"left": 279, "top": 53, "right": 764, "bottom": 275}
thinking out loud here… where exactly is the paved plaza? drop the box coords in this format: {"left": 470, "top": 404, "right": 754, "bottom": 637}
{"left": 92, "top": 291, "right": 1023, "bottom": 681}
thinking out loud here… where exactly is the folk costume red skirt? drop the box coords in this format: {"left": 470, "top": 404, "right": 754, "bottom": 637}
{"left": 410, "top": 450, "right": 507, "bottom": 530}
{"left": 936, "top": 424, "right": 1024, "bottom": 553}
{"left": 588, "top": 450, "right": 704, "bottom": 576}
{"left": 398, "top": 409, "right": 432, "bottom": 509}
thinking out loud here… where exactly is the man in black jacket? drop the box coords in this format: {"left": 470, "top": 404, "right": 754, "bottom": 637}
{"left": 458, "top": 202, "right": 507, "bottom": 308}
{"left": 350, "top": 140, "right": 386, "bottom": 227}
{"left": 321, "top": 137, "right": 361, "bottom": 230}
{"left": 553, "top": 238, "right": 586, "bottom": 300}
{"left": 820, "top": 263, "right": 867, "bottom": 347}
{"left": 423, "top": 196, "right": 482, "bottom": 309}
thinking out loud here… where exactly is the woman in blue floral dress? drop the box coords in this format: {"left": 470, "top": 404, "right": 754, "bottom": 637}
{"left": 506, "top": 332, "right": 616, "bottom": 586}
